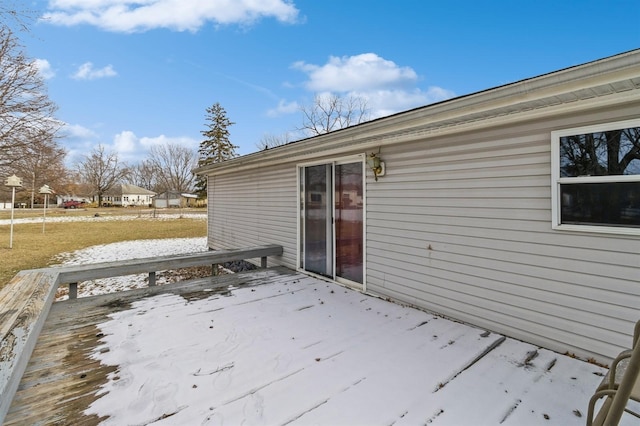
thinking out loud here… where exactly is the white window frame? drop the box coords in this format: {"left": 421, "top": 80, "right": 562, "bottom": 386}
{"left": 551, "top": 118, "right": 640, "bottom": 236}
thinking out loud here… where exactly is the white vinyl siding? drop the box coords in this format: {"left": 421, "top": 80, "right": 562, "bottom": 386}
{"left": 204, "top": 104, "right": 640, "bottom": 363}
{"left": 207, "top": 165, "right": 298, "bottom": 268}
{"left": 199, "top": 51, "right": 640, "bottom": 364}
{"left": 365, "top": 106, "right": 640, "bottom": 362}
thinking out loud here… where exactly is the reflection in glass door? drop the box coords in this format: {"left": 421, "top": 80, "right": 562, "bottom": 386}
{"left": 302, "top": 164, "right": 332, "bottom": 277}
{"left": 335, "top": 162, "right": 363, "bottom": 283}
{"left": 299, "top": 160, "right": 363, "bottom": 286}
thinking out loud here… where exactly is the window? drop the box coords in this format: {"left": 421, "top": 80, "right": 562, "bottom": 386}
{"left": 551, "top": 119, "right": 640, "bottom": 234}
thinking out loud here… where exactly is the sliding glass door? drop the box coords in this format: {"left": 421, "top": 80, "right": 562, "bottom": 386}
{"left": 302, "top": 164, "right": 332, "bottom": 276}
{"left": 299, "top": 159, "right": 363, "bottom": 286}
{"left": 335, "top": 162, "right": 364, "bottom": 283}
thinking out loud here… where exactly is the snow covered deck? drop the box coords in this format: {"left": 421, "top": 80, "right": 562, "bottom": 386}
{"left": 5, "top": 267, "right": 612, "bottom": 425}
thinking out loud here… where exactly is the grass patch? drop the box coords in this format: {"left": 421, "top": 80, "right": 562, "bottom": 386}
{"left": 0, "top": 216, "right": 207, "bottom": 289}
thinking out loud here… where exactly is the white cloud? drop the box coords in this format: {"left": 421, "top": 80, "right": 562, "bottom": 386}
{"left": 59, "top": 123, "right": 102, "bottom": 165}
{"left": 293, "top": 53, "right": 456, "bottom": 119}
{"left": 139, "top": 134, "right": 200, "bottom": 151}
{"left": 62, "top": 128, "right": 199, "bottom": 166}
{"left": 111, "top": 131, "right": 199, "bottom": 162}
{"left": 72, "top": 62, "right": 118, "bottom": 80}
{"left": 360, "top": 87, "right": 456, "bottom": 119}
{"left": 267, "top": 99, "right": 299, "bottom": 117}
{"left": 293, "top": 53, "right": 418, "bottom": 92}
{"left": 113, "top": 130, "right": 138, "bottom": 153}
{"left": 43, "top": 0, "right": 301, "bottom": 33}
{"left": 34, "top": 59, "right": 55, "bottom": 79}
{"left": 62, "top": 123, "right": 99, "bottom": 140}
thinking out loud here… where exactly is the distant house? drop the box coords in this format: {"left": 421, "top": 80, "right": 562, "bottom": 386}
{"left": 55, "top": 194, "right": 91, "bottom": 206}
{"left": 196, "top": 49, "right": 640, "bottom": 364}
{"left": 152, "top": 191, "right": 198, "bottom": 208}
{"left": 103, "top": 184, "right": 155, "bottom": 207}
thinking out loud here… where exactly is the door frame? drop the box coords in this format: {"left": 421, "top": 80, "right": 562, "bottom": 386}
{"left": 296, "top": 154, "right": 366, "bottom": 291}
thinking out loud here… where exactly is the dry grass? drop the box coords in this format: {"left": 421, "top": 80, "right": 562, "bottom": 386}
{"left": 0, "top": 213, "right": 207, "bottom": 290}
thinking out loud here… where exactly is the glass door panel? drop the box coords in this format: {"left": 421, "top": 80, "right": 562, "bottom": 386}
{"left": 303, "top": 164, "right": 332, "bottom": 277}
{"left": 299, "top": 160, "right": 364, "bottom": 286}
{"left": 335, "top": 162, "right": 364, "bottom": 284}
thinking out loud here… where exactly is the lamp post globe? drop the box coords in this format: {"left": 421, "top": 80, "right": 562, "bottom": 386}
{"left": 39, "top": 184, "right": 53, "bottom": 234}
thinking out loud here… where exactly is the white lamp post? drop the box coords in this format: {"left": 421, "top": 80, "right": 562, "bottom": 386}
{"left": 39, "top": 184, "right": 53, "bottom": 234}
{"left": 4, "top": 174, "right": 23, "bottom": 249}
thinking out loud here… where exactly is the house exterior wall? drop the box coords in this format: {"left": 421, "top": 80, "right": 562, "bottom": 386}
{"left": 153, "top": 191, "right": 196, "bottom": 208}
{"left": 153, "top": 198, "right": 180, "bottom": 208}
{"left": 154, "top": 199, "right": 169, "bottom": 208}
{"left": 365, "top": 102, "right": 640, "bottom": 363}
{"left": 206, "top": 101, "right": 639, "bottom": 363}
{"left": 202, "top": 51, "right": 640, "bottom": 363}
{"left": 104, "top": 194, "right": 152, "bottom": 207}
{"left": 207, "top": 166, "right": 299, "bottom": 268}
{"left": 121, "top": 194, "right": 153, "bottom": 207}
{"left": 56, "top": 195, "right": 91, "bottom": 205}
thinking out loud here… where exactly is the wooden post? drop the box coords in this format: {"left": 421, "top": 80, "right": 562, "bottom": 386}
{"left": 212, "top": 264, "right": 218, "bottom": 276}
{"left": 69, "top": 283, "right": 77, "bottom": 299}
{"left": 261, "top": 256, "right": 267, "bottom": 268}
{"left": 148, "top": 271, "right": 156, "bottom": 286}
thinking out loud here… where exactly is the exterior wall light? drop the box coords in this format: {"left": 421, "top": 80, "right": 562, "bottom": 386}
{"left": 367, "top": 151, "right": 385, "bottom": 181}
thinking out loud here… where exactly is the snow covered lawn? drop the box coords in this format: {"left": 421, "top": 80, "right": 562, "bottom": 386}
{"left": 53, "top": 237, "right": 209, "bottom": 298}
{"left": 0, "top": 212, "right": 206, "bottom": 227}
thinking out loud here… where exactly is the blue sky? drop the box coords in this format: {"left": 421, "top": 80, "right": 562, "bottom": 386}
{"left": 22, "top": 0, "right": 640, "bottom": 165}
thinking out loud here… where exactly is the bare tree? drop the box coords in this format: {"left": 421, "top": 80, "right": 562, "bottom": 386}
{"left": 146, "top": 143, "right": 198, "bottom": 193}
{"left": 0, "top": 2, "right": 36, "bottom": 33}
{"left": 55, "top": 171, "right": 93, "bottom": 203}
{"left": 128, "top": 160, "right": 159, "bottom": 191}
{"left": 298, "top": 93, "right": 370, "bottom": 136}
{"left": 255, "top": 132, "right": 292, "bottom": 150}
{"left": 0, "top": 27, "right": 60, "bottom": 172}
{"left": 13, "top": 129, "right": 68, "bottom": 207}
{"left": 560, "top": 127, "right": 640, "bottom": 177}
{"left": 77, "top": 145, "right": 129, "bottom": 206}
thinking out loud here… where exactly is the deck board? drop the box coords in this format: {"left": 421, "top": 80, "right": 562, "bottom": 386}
{"left": 5, "top": 267, "right": 608, "bottom": 425}
{"left": 5, "top": 268, "right": 291, "bottom": 425}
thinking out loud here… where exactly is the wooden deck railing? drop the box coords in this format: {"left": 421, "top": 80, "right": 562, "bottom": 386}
{"left": 0, "top": 244, "right": 283, "bottom": 423}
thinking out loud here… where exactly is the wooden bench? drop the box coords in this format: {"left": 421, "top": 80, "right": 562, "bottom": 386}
{"left": 587, "top": 320, "right": 640, "bottom": 426}
{"left": 55, "top": 244, "right": 283, "bottom": 299}
{"left": 0, "top": 271, "right": 58, "bottom": 421}
{"left": 0, "top": 244, "right": 283, "bottom": 423}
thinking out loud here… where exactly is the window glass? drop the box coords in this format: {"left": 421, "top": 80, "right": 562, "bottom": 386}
{"left": 553, "top": 121, "right": 640, "bottom": 233}
{"left": 560, "top": 181, "right": 640, "bottom": 227}
{"left": 560, "top": 127, "right": 640, "bottom": 177}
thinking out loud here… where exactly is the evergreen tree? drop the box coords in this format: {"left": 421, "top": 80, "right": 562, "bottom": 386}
{"left": 196, "top": 103, "right": 238, "bottom": 196}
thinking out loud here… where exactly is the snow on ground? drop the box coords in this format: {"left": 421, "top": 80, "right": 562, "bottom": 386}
{"left": 21, "top": 209, "right": 209, "bottom": 300}
{"left": 0, "top": 212, "right": 206, "bottom": 226}
{"left": 79, "top": 268, "right": 620, "bottom": 426}
{"left": 52, "top": 237, "right": 208, "bottom": 299}
{"left": 47, "top": 237, "right": 635, "bottom": 425}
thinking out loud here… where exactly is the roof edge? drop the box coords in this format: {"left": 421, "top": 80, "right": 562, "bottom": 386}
{"left": 195, "top": 49, "right": 640, "bottom": 176}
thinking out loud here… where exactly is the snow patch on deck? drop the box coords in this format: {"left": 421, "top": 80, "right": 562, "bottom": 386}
{"left": 84, "top": 272, "right": 606, "bottom": 425}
